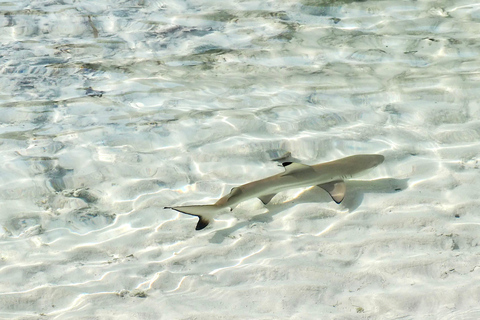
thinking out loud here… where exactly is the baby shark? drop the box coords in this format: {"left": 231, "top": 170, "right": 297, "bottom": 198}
{"left": 165, "top": 154, "right": 385, "bottom": 230}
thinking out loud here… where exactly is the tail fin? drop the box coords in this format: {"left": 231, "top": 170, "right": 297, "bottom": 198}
{"left": 164, "top": 205, "right": 219, "bottom": 230}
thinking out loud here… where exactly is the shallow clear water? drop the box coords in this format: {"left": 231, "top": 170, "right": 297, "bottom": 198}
{"left": 1, "top": 0, "right": 480, "bottom": 318}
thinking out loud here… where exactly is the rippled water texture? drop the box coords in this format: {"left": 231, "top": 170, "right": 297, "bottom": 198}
{"left": 1, "top": 0, "right": 480, "bottom": 318}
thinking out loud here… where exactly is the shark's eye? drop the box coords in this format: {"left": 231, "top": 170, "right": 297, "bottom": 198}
{"left": 282, "top": 162, "right": 293, "bottom": 167}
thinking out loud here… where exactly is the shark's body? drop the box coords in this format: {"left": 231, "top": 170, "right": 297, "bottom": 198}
{"left": 165, "top": 154, "right": 384, "bottom": 230}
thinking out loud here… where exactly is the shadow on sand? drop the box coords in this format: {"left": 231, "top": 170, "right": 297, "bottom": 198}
{"left": 209, "top": 178, "right": 409, "bottom": 244}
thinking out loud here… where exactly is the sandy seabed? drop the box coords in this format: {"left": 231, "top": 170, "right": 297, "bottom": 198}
{"left": 1, "top": 0, "right": 480, "bottom": 319}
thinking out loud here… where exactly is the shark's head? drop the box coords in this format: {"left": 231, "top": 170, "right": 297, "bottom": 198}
{"left": 328, "top": 154, "right": 385, "bottom": 177}
{"left": 370, "top": 154, "right": 385, "bottom": 168}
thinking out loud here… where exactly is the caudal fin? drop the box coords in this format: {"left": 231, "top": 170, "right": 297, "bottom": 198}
{"left": 164, "top": 205, "right": 219, "bottom": 230}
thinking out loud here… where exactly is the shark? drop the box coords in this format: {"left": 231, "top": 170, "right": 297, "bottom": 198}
{"left": 165, "top": 154, "right": 384, "bottom": 230}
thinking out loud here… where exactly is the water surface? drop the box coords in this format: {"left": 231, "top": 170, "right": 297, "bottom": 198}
{"left": 1, "top": 0, "right": 480, "bottom": 318}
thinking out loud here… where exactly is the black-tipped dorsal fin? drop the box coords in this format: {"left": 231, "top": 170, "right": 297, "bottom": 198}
{"left": 281, "top": 162, "right": 312, "bottom": 176}
{"left": 317, "top": 180, "right": 346, "bottom": 204}
{"left": 258, "top": 193, "right": 276, "bottom": 205}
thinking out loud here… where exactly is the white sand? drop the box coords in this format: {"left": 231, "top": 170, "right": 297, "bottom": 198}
{"left": 1, "top": 0, "right": 480, "bottom": 319}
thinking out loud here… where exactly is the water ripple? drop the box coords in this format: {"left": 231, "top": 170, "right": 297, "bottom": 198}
{"left": 1, "top": 0, "right": 480, "bottom": 318}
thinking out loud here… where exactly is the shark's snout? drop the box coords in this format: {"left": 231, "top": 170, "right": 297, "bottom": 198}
{"left": 373, "top": 155, "right": 385, "bottom": 167}
{"left": 375, "top": 154, "right": 385, "bottom": 167}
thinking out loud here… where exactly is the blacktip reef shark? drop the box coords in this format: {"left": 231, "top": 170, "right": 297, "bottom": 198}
{"left": 165, "top": 154, "right": 384, "bottom": 230}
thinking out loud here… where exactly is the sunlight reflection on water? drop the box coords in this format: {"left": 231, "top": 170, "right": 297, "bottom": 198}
{"left": 1, "top": 0, "right": 480, "bottom": 318}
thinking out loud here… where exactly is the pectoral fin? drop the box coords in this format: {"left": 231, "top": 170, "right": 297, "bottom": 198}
{"left": 258, "top": 193, "right": 276, "bottom": 205}
{"left": 317, "top": 180, "right": 346, "bottom": 204}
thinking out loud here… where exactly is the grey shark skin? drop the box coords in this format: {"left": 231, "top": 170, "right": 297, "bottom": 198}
{"left": 165, "top": 154, "right": 384, "bottom": 230}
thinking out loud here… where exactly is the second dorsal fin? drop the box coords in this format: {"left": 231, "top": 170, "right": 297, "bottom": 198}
{"left": 228, "top": 187, "right": 242, "bottom": 199}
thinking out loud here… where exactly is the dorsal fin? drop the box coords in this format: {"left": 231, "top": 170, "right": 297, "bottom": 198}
{"left": 228, "top": 187, "right": 242, "bottom": 199}
{"left": 281, "top": 162, "right": 312, "bottom": 176}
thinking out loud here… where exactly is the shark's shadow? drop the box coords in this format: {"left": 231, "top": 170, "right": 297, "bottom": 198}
{"left": 209, "top": 178, "right": 408, "bottom": 244}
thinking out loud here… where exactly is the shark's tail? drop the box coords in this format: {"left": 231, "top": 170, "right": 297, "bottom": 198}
{"left": 164, "top": 205, "right": 219, "bottom": 230}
